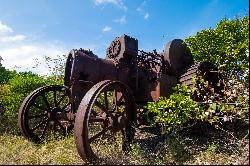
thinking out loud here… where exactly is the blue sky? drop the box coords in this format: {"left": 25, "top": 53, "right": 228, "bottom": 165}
{"left": 0, "top": 0, "right": 248, "bottom": 75}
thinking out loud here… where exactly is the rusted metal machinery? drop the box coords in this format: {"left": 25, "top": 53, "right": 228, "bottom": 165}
{"left": 18, "top": 34, "right": 221, "bottom": 162}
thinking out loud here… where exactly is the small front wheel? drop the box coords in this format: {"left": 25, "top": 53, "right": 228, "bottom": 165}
{"left": 18, "top": 85, "right": 73, "bottom": 143}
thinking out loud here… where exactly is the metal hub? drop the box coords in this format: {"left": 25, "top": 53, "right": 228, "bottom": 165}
{"left": 101, "top": 111, "right": 125, "bottom": 132}
{"left": 48, "top": 107, "right": 62, "bottom": 120}
{"left": 108, "top": 114, "right": 125, "bottom": 132}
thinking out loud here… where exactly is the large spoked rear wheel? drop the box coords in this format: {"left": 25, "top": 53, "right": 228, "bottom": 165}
{"left": 74, "top": 80, "right": 136, "bottom": 163}
{"left": 18, "top": 85, "right": 73, "bottom": 143}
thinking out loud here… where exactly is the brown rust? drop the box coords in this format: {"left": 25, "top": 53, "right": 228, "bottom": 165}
{"left": 63, "top": 35, "right": 200, "bottom": 105}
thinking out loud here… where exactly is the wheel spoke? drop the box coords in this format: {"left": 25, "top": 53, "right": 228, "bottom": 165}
{"left": 89, "top": 126, "right": 111, "bottom": 143}
{"left": 55, "top": 120, "right": 66, "bottom": 133}
{"left": 57, "top": 94, "right": 67, "bottom": 106}
{"left": 114, "top": 90, "right": 118, "bottom": 105}
{"left": 61, "top": 102, "right": 71, "bottom": 111}
{"left": 118, "top": 110, "right": 126, "bottom": 117}
{"left": 89, "top": 116, "right": 105, "bottom": 123}
{"left": 29, "top": 113, "right": 47, "bottom": 119}
{"left": 33, "top": 103, "right": 47, "bottom": 111}
{"left": 95, "top": 101, "right": 113, "bottom": 117}
{"left": 42, "top": 94, "right": 50, "bottom": 110}
{"left": 53, "top": 121, "right": 57, "bottom": 133}
{"left": 113, "top": 106, "right": 125, "bottom": 117}
{"left": 31, "top": 117, "right": 48, "bottom": 131}
{"left": 111, "top": 105, "right": 117, "bottom": 113}
{"left": 112, "top": 93, "right": 125, "bottom": 115}
{"left": 53, "top": 90, "right": 57, "bottom": 107}
{"left": 40, "top": 120, "right": 49, "bottom": 139}
{"left": 91, "top": 109, "right": 98, "bottom": 116}
{"left": 116, "top": 95, "right": 124, "bottom": 106}
{"left": 104, "top": 91, "right": 108, "bottom": 109}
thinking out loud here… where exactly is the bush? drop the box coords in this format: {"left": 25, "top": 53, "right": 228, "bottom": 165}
{"left": 146, "top": 16, "right": 249, "bottom": 133}
{"left": 0, "top": 67, "right": 17, "bottom": 84}
{"left": 0, "top": 70, "right": 62, "bottom": 133}
{"left": 146, "top": 84, "right": 205, "bottom": 132}
{"left": 185, "top": 16, "right": 249, "bottom": 81}
{"left": 146, "top": 78, "right": 249, "bottom": 133}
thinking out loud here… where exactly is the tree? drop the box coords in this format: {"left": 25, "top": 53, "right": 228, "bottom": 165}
{"left": 0, "top": 56, "right": 3, "bottom": 67}
{"left": 1, "top": 72, "right": 57, "bottom": 116}
{"left": 185, "top": 16, "right": 249, "bottom": 82}
{"left": 34, "top": 54, "right": 67, "bottom": 80}
{"left": 0, "top": 66, "right": 17, "bottom": 84}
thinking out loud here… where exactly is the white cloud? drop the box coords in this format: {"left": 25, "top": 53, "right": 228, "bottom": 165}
{"left": 136, "top": 4, "right": 150, "bottom": 20}
{"left": 114, "top": 15, "right": 127, "bottom": 24}
{"left": 0, "top": 21, "right": 103, "bottom": 76}
{"left": 136, "top": 7, "right": 142, "bottom": 12}
{"left": 0, "top": 21, "right": 26, "bottom": 43}
{"left": 144, "top": 13, "right": 149, "bottom": 20}
{"left": 102, "top": 26, "right": 112, "bottom": 32}
{"left": 0, "top": 34, "right": 26, "bottom": 42}
{"left": 93, "top": 0, "right": 127, "bottom": 10}
{"left": 0, "top": 21, "right": 67, "bottom": 75}
{"left": 0, "top": 21, "right": 13, "bottom": 35}
{"left": 0, "top": 44, "right": 67, "bottom": 75}
{"left": 0, "top": 20, "right": 107, "bottom": 75}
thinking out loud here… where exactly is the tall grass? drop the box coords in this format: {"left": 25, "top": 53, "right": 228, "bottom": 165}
{"left": 0, "top": 125, "right": 248, "bottom": 165}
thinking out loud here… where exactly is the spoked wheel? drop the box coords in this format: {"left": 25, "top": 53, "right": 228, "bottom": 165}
{"left": 18, "top": 85, "right": 73, "bottom": 143}
{"left": 74, "top": 80, "right": 136, "bottom": 162}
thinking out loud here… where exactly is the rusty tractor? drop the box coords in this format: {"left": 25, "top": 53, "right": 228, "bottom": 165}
{"left": 18, "top": 34, "right": 222, "bottom": 162}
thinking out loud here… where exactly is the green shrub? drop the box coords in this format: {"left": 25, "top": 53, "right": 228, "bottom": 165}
{"left": 0, "top": 67, "right": 17, "bottom": 84}
{"left": 146, "top": 16, "right": 249, "bottom": 133}
{"left": 2, "top": 72, "right": 61, "bottom": 117}
{"left": 145, "top": 84, "right": 205, "bottom": 133}
{"left": 185, "top": 16, "right": 249, "bottom": 81}
{"left": 146, "top": 78, "right": 248, "bottom": 133}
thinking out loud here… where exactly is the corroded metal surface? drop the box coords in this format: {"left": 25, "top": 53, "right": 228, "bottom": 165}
{"left": 62, "top": 35, "right": 210, "bottom": 104}
{"left": 164, "top": 39, "right": 194, "bottom": 77}
{"left": 106, "top": 34, "right": 138, "bottom": 64}
{"left": 179, "top": 61, "right": 224, "bottom": 102}
{"left": 179, "top": 62, "right": 201, "bottom": 87}
{"left": 179, "top": 62, "right": 220, "bottom": 88}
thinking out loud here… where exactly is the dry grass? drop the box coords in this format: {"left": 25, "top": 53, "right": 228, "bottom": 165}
{"left": 0, "top": 122, "right": 249, "bottom": 165}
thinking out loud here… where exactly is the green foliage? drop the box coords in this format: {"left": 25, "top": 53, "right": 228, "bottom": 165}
{"left": 0, "top": 71, "right": 62, "bottom": 119}
{"left": 146, "top": 16, "right": 249, "bottom": 133}
{"left": 0, "top": 56, "right": 3, "bottom": 67}
{"left": 146, "top": 84, "right": 204, "bottom": 133}
{"left": 201, "top": 79, "right": 249, "bottom": 128}
{"left": 0, "top": 67, "right": 17, "bottom": 84}
{"left": 146, "top": 76, "right": 249, "bottom": 132}
{"left": 185, "top": 16, "right": 249, "bottom": 81}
